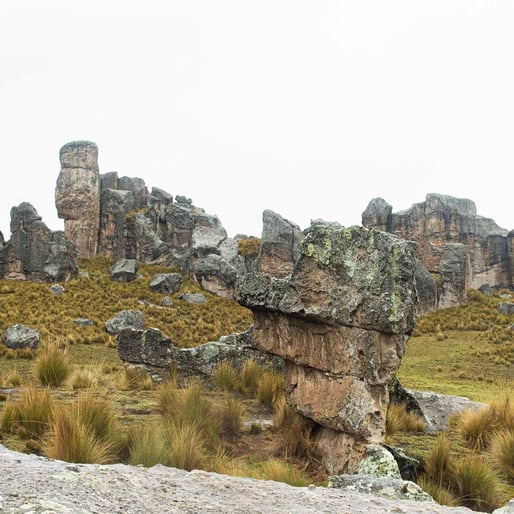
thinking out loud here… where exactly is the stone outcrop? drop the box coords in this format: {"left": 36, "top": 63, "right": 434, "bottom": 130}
{"left": 362, "top": 193, "right": 513, "bottom": 309}
{"left": 236, "top": 221, "right": 418, "bottom": 474}
{"left": 117, "top": 328, "right": 284, "bottom": 380}
{"left": 0, "top": 203, "right": 77, "bottom": 282}
{"left": 1, "top": 324, "right": 40, "bottom": 350}
{"left": 55, "top": 141, "right": 100, "bottom": 259}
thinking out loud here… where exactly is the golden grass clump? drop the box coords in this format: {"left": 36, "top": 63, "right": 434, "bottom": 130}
{"left": 455, "top": 398, "right": 514, "bottom": 450}
{"left": 417, "top": 477, "right": 458, "bottom": 507}
{"left": 44, "top": 393, "right": 123, "bottom": 464}
{"left": 119, "top": 365, "right": 154, "bottom": 391}
{"left": 490, "top": 429, "right": 514, "bottom": 480}
{"left": 212, "top": 361, "right": 239, "bottom": 392}
{"left": 246, "top": 459, "right": 311, "bottom": 487}
{"left": 5, "top": 369, "right": 23, "bottom": 387}
{"left": 1, "top": 387, "right": 54, "bottom": 439}
{"left": 218, "top": 397, "right": 245, "bottom": 438}
{"left": 256, "top": 371, "right": 284, "bottom": 407}
{"left": 423, "top": 432, "right": 452, "bottom": 487}
{"left": 237, "top": 238, "right": 261, "bottom": 258}
{"left": 164, "top": 421, "right": 209, "bottom": 471}
{"left": 453, "top": 456, "right": 501, "bottom": 512}
{"left": 127, "top": 423, "right": 169, "bottom": 467}
{"left": 239, "top": 358, "right": 264, "bottom": 394}
{"left": 68, "top": 368, "right": 99, "bottom": 389}
{"left": 386, "top": 403, "right": 426, "bottom": 437}
{"left": 35, "top": 343, "right": 71, "bottom": 387}
{"left": 272, "top": 394, "right": 313, "bottom": 459}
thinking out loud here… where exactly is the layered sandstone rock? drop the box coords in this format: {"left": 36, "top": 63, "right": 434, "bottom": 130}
{"left": 0, "top": 203, "right": 77, "bottom": 282}
{"left": 55, "top": 141, "right": 100, "bottom": 259}
{"left": 362, "top": 193, "right": 513, "bottom": 309}
{"left": 236, "top": 221, "right": 418, "bottom": 473}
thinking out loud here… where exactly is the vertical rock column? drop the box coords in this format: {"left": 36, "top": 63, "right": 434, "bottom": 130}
{"left": 236, "top": 221, "right": 418, "bottom": 474}
{"left": 55, "top": 141, "right": 100, "bottom": 259}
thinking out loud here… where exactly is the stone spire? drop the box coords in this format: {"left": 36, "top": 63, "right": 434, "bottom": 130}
{"left": 55, "top": 141, "right": 100, "bottom": 258}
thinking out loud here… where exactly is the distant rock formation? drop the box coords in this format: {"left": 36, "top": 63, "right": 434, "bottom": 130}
{"left": 55, "top": 141, "right": 100, "bottom": 259}
{"left": 362, "top": 193, "right": 513, "bottom": 309}
{"left": 236, "top": 221, "right": 418, "bottom": 474}
{"left": 0, "top": 202, "right": 77, "bottom": 282}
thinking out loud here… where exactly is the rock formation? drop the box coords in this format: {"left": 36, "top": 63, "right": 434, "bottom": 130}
{"left": 362, "top": 193, "right": 513, "bottom": 309}
{"left": 0, "top": 202, "right": 77, "bottom": 282}
{"left": 235, "top": 221, "right": 418, "bottom": 474}
{"left": 55, "top": 141, "right": 100, "bottom": 259}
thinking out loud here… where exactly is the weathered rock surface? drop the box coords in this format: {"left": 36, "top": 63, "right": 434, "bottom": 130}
{"left": 236, "top": 221, "right": 418, "bottom": 474}
{"left": 362, "top": 193, "right": 513, "bottom": 309}
{"left": 109, "top": 258, "right": 140, "bottom": 282}
{"left": 0, "top": 203, "right": 77, "bottom": 282}
{"left": 497, "top": 302, "right": 514, "bottom": 315}
{"left": 117, "top": 328, "right": 284, "bottom": 379}
{"left": 0, "top": 444, "right": 483, "bottom": 514}
{"left": 105, "top": 310, "right": 145, "bottom": 335}
{"left": 55, "top": 141, "right": 100, "bottom": 259}
{"left": 1, "top": 324, "right": 40, "bottom": 350}
{"left": 256, "top": 209, "right": 305, "bottom": 277}
{"left": 149, "top": 273, "right": 183, "bottom": 294}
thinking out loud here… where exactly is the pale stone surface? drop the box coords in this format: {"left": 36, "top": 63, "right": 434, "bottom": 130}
{"left": 0, "top": 444, "right": 483, "bottom": 514}
{"left": 55, "top": 141, "right": 100, "bottom": 259}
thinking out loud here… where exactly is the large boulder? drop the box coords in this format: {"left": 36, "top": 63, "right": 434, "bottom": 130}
{"left": 0, "top": 203, "right": 77, "bottom": 282}
{"left": 109, "top": 259, "right": 140, "bottom": 283}
{"left": 55, "top": 141, "right": 100, "bottom": 259}
{"left": 236, "top": 220, "right": 418, "bottom": 474}
{"left": 1, "top": 324, "right": 40, "bottom": 350}
{"left": 149, "top": 273, "right": 183, "bottom": 294}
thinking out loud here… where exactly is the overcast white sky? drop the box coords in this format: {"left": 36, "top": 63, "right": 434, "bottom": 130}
{"left": 1, "top": 1, "right": 513, "bottom": 239}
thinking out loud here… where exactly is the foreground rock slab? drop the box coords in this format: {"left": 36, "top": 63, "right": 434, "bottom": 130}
{"left": 0, "top": 445, "right": 482, "bottom": 514}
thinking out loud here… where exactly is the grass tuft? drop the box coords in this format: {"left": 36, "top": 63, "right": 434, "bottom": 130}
{"left": 256, "top": 371, "right": 284, "bottom": 407}
{"left": 386, "top": 403, "right": 426, "bottom": 436}
{"left": 35, "top": 344, "right": 71, "bottom": 387}
{"left": 212, "top": 361, "right": 239, "bottom": 392}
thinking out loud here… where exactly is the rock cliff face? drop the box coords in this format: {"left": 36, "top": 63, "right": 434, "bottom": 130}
{"left": 0, "top": 203, "right": 77, "bottom": 282}
{"left": 362, "top": 194, "right": 513, "bottom": 309}
{"left": 55, "top": 141, "right": 100, "bottom": 259}
{"left": 236, "top": 221, "right": 418, "bottom": 474}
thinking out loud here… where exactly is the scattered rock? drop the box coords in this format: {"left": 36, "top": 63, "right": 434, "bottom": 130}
{"left": 50, "top": 284, "right": 65, "bottom": 296}
{"left": 356, "top": 445, "right": 401, "bottom": 479}
{"left": 161, "top": 296, "right": 173, "bottom": 306}
{"left": 73, "top": 318, "right": 95, "bottom": 327}
{"left": 105, "top": 310, "right": 145, "bottom": 335}
{"left": 178, "top": 292, "right": 207, "bottom": 304}
{"left": 494, "top": 499, "right": 514, "bottom": 514}
{"left": 328, "top": 474, "right": 433, "bottom": 503}
{"left": 497, "top": 303, "right": 514, "bottom": 315}
{"left": 383, "top": 445, "right": 424, "bottom": 482}
{"left": 1, "top": 324, "right": 40, "bottom": 350}
{"left": 109, "top": 259, "right": 140, "bottom": 282}
{"left": 149, "top": 273, "right": 183, "bottom": 294}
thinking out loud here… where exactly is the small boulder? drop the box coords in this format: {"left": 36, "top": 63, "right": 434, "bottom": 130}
{"left": 178, "top": 293, "right": 207, "bottom": 304}
{"left": 50, "top": 284, "right": 65, "bottom": 296}
{"left": 356, "top": 445, "right": 401, "bottom": 479}
{"left": 497, "top": 302, "right": 514, "bottom": 315}
{"left": 149, "top": 273, "right": 183, "bottom": 294}
{"left": 161, "top": 296, "right": 173, "bottom": 306}
{"left": 74, "top": 318, "right": 95, "bottom": 326}
{"left": 105, "top": 310, "right": 145, "bottom": 335}
{"left": 109, "top": 259, "right": 139, "bottom": 283}
{"left": 1, "top": 324, "right": 40, "bottom": 350}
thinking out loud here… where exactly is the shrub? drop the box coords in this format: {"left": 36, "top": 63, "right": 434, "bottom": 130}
{"left": 490, "top": 429, "right": 514, "bottom": 480}
{"left": 237, "top": 238, "right": 261, "bottom": 258}
{"left": 35, "top": 344, "right": 71, "bottom": 386}
{"left": 256, "top": 371, "right": 284, "bottom": 407}
{"left": 1, "top": 387, "right": 54, "bottom": 438}
{"left": 212, "top": 361, "right": 239, "bottom": 392}
{"left": 386, "top": 403, "right": 426, "bottom": 436}
{"left": 453, "top": 456, "right": 501, "bottom": 512}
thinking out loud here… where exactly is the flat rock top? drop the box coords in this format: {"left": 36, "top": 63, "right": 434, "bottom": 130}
{"left": 0, "top": 445, "right": 481, "bottom": 514}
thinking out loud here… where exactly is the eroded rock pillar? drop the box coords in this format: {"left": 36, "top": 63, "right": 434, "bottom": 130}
{"left": 55, "top": 141, "right": 100, "bottom": 258}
